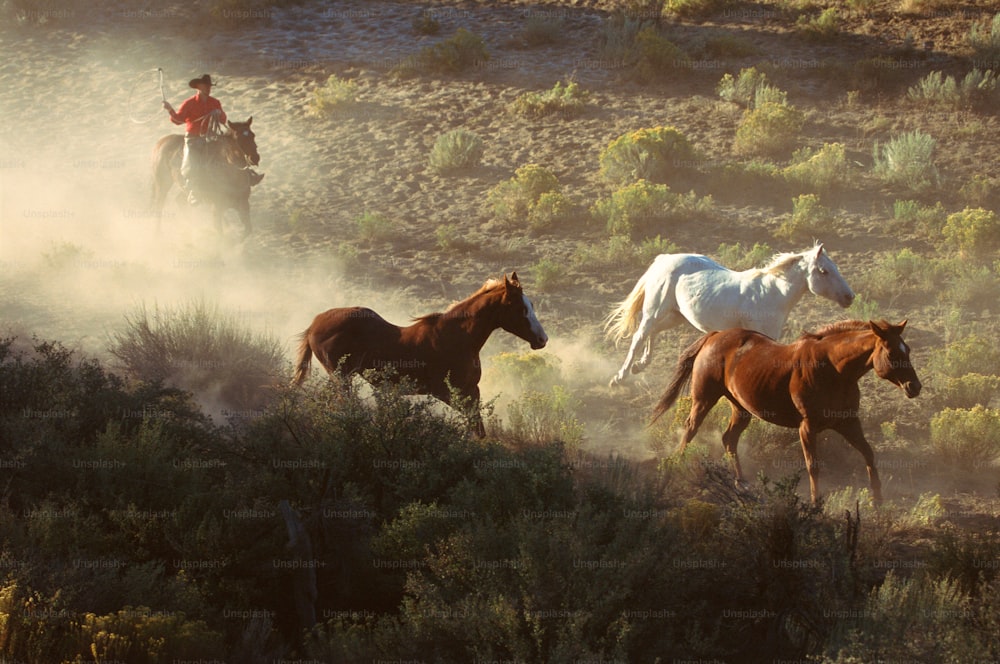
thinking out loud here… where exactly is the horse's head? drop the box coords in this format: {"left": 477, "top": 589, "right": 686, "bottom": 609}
{"left": 805, "top": 243, "right": 855, "bottom": 308}
{"left": 498, "top": 272, "right": 548, "bottom": 350}
{"left": 227, "top": 117, "right": 260, "bottom": 166}
{"left": 871, "top": 319, "right": 921, "bottom": 398}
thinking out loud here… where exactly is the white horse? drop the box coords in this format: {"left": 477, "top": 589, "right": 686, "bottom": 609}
{"left": 606, "top": 243, "right": 855, "bottom": 386}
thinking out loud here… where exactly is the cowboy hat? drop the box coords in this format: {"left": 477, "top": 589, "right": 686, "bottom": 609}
{"left": 189, "top": 74, "right": 214, "bottom": 89}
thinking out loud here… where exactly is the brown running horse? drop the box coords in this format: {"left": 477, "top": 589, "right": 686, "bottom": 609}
{"left": 293, "top": 273, "right": 548, "bottom": 436}
{"left": 651, "top": 320, "right": 921, "bottom": 503}
{"left": 150, "top": 118, "right": 260, "bottom": 236}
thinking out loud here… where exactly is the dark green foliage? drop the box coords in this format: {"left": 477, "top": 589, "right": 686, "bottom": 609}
{"left": 3, "top": 337, "right": 999, "bottom": 660}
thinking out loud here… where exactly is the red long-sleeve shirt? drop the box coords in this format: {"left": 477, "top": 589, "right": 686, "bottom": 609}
{"left": 171, "top": 93, "right": 226, "bottom": 136}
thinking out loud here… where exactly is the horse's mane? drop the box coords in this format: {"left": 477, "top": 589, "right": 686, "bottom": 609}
{"left": 800, "top": 319, "right": 878, "bottom": 340}
{"left": 414, "top": 278, "right": 507, "bottom": 322}
{"left": 748, "top": 242, "right": 824, "bottom": 277}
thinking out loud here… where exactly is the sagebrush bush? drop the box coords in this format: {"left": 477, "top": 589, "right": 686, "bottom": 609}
{"left": 969, "top": 12, "right": 1000, "bottom": 63}
{"left": 572, "top": 235, "right": 679, "bottom": 270}
{"left": 108, "top": 300, "right": 284, "bottom": 411}
{"left": 857, "top": 247, "right": 941, "bottom": 304}
{"left": 307, "top": 74, "right": 358, "bottom": 116}
{"left": 941, "top": 373, "right": 1000, "bottom": 409}
{"left": 892, "top": 199, "right": 947, "bottom": 237}
{"left": 930, "top": 333, "right": 1000, "bottom": 378}
{"left": 872, "top": 130, "right": 938, "bottom": 192}
{"left": 907, "top": 68, "right": 998, "bottom": 108}
{"left": 733, "top": 101, "right": 804, "bottom": 157}
{"left": 509, "top": 80, "right": 589, "bottom": 118}
{"left": 777, "top": 193, "right": 833, "bottom": 239}
{"left": 783, "top": 142, "right": 851, "bottom": 192}
{"left": 665, "top": 0, "right": 726, "bottom": 18}
{"left": 355, "top": 210, "right": 395, "bottom": 241}
{"left": 530, "top": 256, "right": 570, "bottom": 292}
{"left": 504, "top": 385, "right": 584, "bottom": 447}
{"left": 527, "top": 190, "right": 574, "bottom": 232}
{"left": 418, "top": 28, "right": 489, "bottom": 73}
{"left": 428, "top": 128, "right": 484, "bottom": 173}
{"left": 941, "top": 207, "right": 1000, "bottom": 260}
{"left": 591, "top": 179, "right": 714, "bottom": 238}
{"left": 714, "top": 241, "right": 774, "bottom": 270}
{"left": 797, "top": 7, "right": 840, "bottom": 40}
{"left": 632, "top": 26, "right": 683, "bottom": 83}
{"left": 716, "top": 66, "right": 770, "bottom": 107}
{"left": 929, "top": 405, "right": 1000, "bottom": 471}
{"left": 486, "top": 163, "right": 562, "bottom": 230}
{"left": 599, "top": 126, "right": 696, "bottom": 184}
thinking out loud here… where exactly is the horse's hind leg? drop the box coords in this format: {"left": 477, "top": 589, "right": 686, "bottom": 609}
{"left": 722, "top": 401, "right": 753, "bottom": 485}
{"left": 675, "top": 391, "right": 723, "bottom": 457}
{"left": 611, "top": 309, "right": 682, "bottom": 386}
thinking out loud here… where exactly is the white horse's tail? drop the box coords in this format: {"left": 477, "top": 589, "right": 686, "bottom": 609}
{"left": 604, "top": 274, "right": 647, "bottom": 345}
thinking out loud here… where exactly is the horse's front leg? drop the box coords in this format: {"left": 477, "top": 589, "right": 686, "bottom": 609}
{"left": 833, "top": 416, "right": 882, "bottom": 505}
{"left": 236, "top": 198, "right": 252, "bottom": 237}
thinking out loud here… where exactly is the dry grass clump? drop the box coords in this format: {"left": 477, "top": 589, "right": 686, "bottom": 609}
{"left": 108, "top": 300, "right": 284, "bottom": 411}
{"left": 307, "top": 74, "right": 358, "bottom": 116}
{"left": 428, "top": 128, "right": 484, "bottom": 174}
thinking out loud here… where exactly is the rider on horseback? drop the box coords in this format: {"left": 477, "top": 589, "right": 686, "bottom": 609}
{"left": 163, "top": 74, "right": 262, "bottom": 204}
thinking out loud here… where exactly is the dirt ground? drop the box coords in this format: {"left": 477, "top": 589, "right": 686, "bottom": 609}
{"left": 1, "top": 0, "right": 998, "bottom": 509}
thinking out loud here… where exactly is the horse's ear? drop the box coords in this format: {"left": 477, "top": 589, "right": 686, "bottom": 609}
{"left": 506, "top": 272, "right": 521, "bottom": 290}
{"left": 226, "top": 120, "right": 235, "bottom": 130}
{"left": 815, "top": 242, "right": 825, "bottom": 258}
{"left": 869, "top": 320, "right": 890, "bottom": 338}
{"left": 247, "top": 116, "right": 253, "bottom": 126}
{"left": 895, "top": 319, "right": 908, "bottom": 334}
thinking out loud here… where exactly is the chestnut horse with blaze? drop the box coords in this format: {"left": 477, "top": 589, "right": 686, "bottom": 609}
{"left": 293, "top": 273, "right": 548, "bottom": 435}
{"left": 652, "top": 320, "right": 921, "bottom": 503}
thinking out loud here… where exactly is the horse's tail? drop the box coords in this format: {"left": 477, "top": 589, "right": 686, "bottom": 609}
{"left": 604, "top": 272, "right": 647, "bottom": 345}
{"left": 292, "top": 332, "right": 313, "bottom": 386}
{"left": 651, "top": 332, "right": 714, "bottom": 423}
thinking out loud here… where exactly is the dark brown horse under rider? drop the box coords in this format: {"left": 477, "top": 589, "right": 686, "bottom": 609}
{"left": 162, "top": 73, "right": 263, "bottom": 204}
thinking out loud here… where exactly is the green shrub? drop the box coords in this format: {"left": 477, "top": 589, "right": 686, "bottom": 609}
{"left": 872, "top": 130, "right": 938, "bottom": 192}
{"left": 753, "top": 83, "right": 788, "bottom": 108}
{"left": 527, "top": 190, "right": 574, "bottom": 232}
{"left": 108, "top": 300, "right": 284, "bottom": 411}
{"left": 632, "top": 26, "right": 683, "bottom": 83}
{"left": 531, "top": 257, "right": 569, "bottom": 292}
{"left": 354, "top": 210, "right": 395, "bottom": 241}
{"left": 505, "top": 385, "right": 584, "bottom": 447}
{"left": 733, "top": 101, "right": 805, "bottom": 157}
{"left": 419, "top": 28, "right": 489, "bottom": 73}
{"left": 930, "top": 405, "right": 1000, "bottom": 471}
{"left": 932, "top": 333, "right": 1000, "bottom": 378}
{"left": 591, "top": 180, "right": 713, "bottom": 238}
{"left": 487, "top": 163, "right": 562, "bottom": 229}
{"left": 521, "top": 15, "right": 566, "bottom": 46}
{"left": 858, "top": 247, "right": 942, "bottom": 304}
{"left": 907, "top": 70, "right": 960, "bottom": 106}
{"left": 665, "top": 0, "right": 725, "bottom": 18}
{"left": 942, "top": 207, "right": 1000, "bottom": 260}
{"left": 307, "top": 74, "right": 358, "bottom": 116}
{"left": 572, "top": 235, "right": 679, "bottom": 270}
{"left": 599, "top": 126, "right": 696, "bottom": 184}
{"left": 717, "top": 66, "right": 770, "bottom": 107}
{"left": 714, "top": 241, "right": 774, "bottom": 270}
{"left": 783, "top": 142, "right": 850, "bottom": 192}
{"left": 892, "top": 199, "right": 947, "bottom": 237}
{"left": 826, "top": 572, "right": 992, "bottom": 662}
{"left": 435, "top": 223, "right": 477, "bottom": 252}
{"left": 797, "top": 7, "right": 840, "bottom": 39}
{"left": 412, "top": 9, "right": 441, "bottom": 35}
{"left": 509, "top": 80, "right": 589, "bottom": 118}
{"left": 488, "top": 351, "right": 563, "bottom": 391}
{"left": 907, "top": 68, "right": 998, "bottom": 108}
{"left": 941, "top": 373, "right": 1000, "bottom": 409}
{"left": 959, "top": 174, "right": 997, "bottom": 207}
{"left": 969, "top": 12, "right": 1000, "bottom": 63}
{"left": 428, "top": 128, "right": 484, "bottom": 173}
{"left": 777, "top": 193, "right": 833, "bottom": 239}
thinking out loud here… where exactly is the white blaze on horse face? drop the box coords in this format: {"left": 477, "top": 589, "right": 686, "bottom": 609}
{"left": 808, "top": 250, "right": 855, "bottom": 308}
{"left": 523, "top": 294, "right": 548, "bottom": 348}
